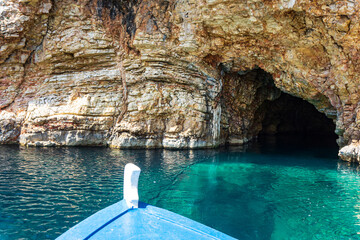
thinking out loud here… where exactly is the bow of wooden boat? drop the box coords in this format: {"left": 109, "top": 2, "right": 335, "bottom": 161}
{"left": 56, "top": 163, "right": 236, "bottom": 240}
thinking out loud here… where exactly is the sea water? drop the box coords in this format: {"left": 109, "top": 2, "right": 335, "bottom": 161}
{"left": 0, "top": 136, "right": 359, "bottom": 239}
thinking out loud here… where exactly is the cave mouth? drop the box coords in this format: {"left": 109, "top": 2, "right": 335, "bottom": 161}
{"left": 257, "top": 91, "right": 337, "bottom": 146}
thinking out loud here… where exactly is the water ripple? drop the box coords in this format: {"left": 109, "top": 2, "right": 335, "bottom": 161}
{"left": 0, "top": 141, "right": 359, "bottom": 239}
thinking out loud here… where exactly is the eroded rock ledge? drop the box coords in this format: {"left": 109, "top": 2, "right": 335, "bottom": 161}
{"left": 1, "top": 0, "right": 360, "bottom": 162}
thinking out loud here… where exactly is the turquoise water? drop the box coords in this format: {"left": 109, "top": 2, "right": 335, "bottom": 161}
{"left": 0, "top": 136, "right": 359, "bottom": 239}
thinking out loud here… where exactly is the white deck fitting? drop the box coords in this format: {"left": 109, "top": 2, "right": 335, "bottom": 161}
{"left": 123, "top": 163, "right": 141, "bottom": 208}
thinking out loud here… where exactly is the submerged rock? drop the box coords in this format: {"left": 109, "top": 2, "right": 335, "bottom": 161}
{"left": 0, "top": 0, "right": 360, "bottom": 162}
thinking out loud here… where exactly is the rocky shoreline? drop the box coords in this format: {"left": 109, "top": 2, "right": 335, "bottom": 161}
{"left": 1, "top": 0, "right": 360, "bottom": 162}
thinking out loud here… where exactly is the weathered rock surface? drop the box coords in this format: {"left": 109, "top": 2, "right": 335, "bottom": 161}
{"left": 1, "top": 0, "right": 360, "bottom": 162}
{"left": 339, "top": 141, "right": 360, "bottom": 163}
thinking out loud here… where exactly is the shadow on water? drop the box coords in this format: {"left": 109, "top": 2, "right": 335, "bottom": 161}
{"left": 215, "top": 134, "right": 339, "bottom": 171}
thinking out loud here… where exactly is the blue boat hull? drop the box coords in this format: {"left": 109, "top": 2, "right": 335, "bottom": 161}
{"left": 56, "top": 199, "right": 236, "bottom": 240}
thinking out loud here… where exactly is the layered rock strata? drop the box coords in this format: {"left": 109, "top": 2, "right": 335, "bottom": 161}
{"left": 1, "top": 0, "right": 360, "bottom": 162}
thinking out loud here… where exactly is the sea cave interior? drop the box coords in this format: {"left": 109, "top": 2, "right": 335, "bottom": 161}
{"left": 250, "top": 70, "right": 338, "bottom": 147}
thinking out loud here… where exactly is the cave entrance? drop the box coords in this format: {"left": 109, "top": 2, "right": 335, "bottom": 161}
{"left": 222, "top": 67, "right": 337, "bottom": 147}
{"left": 256, "top": 90, "right": 337, "bottom": 146}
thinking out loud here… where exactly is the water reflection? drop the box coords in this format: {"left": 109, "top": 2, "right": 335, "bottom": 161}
{"left": 338, "top": 160, "right": 360, "bottom": 174}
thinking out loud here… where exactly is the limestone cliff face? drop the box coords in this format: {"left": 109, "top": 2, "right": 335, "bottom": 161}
{"left": 1, "top": 0, "right": 360, "bottom": 162}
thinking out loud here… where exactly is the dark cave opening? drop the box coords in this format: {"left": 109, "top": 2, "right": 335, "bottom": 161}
{"left": 221, "top": 67, "right": 338, "bottom": 148}
{"left": 257, "top": 91, "right": 337, "bottom": 144}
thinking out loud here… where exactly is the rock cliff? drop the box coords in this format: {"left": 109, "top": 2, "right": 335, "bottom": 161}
{"left": 1, "top": 0, "right": 360, "bottom": 162}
